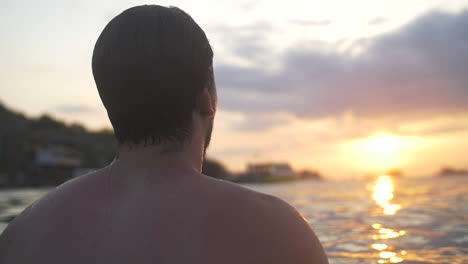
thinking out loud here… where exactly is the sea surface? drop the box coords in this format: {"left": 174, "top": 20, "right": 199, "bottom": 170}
{"left": 0, "top": 176, "right": 467, "bottom": 264}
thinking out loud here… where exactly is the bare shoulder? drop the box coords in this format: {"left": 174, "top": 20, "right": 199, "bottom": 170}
{"left": 200, "top": 177, "right": 329, "bottom": 264}
{"left": 0, "top": 170, "right": 106, "bottom": 262}
{"left": 249, "top": 194, "right": 329, "bottom": 264}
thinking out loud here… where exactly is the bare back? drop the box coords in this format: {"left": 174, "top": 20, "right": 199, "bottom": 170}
{"left": 0, "top": 168, "right": 328, "bottom": 264}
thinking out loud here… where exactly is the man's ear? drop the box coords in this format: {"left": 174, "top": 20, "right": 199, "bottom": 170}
{"left": 195, "top": 88, "right": 216, "bottom": 117}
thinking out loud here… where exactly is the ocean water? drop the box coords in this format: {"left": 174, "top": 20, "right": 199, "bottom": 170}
{"left": 0, "top": 176, "right": 467, "bottom": 264}
{"left": 246, "top": 176, "right": 468, "bottom": 264}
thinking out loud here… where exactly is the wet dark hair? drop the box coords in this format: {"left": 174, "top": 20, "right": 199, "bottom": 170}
{"left": 92, "top": 5, "right": 213, "bottom": 145}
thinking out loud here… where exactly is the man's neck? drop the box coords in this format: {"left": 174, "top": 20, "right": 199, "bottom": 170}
{"left": 111, "top": 141, "right": 204, "bottom": 183}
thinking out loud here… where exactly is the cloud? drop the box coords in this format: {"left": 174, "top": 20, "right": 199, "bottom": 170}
{"left": 289, "top": 19, "right": 332, "bottom": 26}
{"left": 215, "top": 9, "right": 468, "bottom": 128}
{"left": 228, "top": 113, "right": 292, "bottom": 131}
{"left": 53, "top": 104, "right": 97, "bottom": 114}
{"left": 239, "top": 0, "right": 261, "bottom": 11}
{"left": 395, "top": 116, "right": 468, "bottom": 136}
{"left": 368, "top": 17, "right": 387, "bottom": 26}
{"left": 208, "top": 21, "right": 278, "bottom": 64}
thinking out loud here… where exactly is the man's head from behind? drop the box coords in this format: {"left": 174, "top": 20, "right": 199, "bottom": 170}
{"left": 92, "top": 5, "right": 215, "bottom": 152}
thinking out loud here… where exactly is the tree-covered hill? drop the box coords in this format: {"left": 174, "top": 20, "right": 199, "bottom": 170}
{"left": 0, "top": 102, "right": 230, "bottom": 187}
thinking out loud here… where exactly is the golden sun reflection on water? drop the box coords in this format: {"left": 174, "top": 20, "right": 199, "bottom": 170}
{"left": 371, "top": 244, "right": 388, "bottom": 251}
{"left": 371, "top": 224, "right": 407, "bottom": 263}
{"left": 370, "top": 176, "right": 407, "bottom": 263}
{"left": 372, "top": 175, "right": 401, "bottom": 215}
{"left": 372, "top": 227, "right": 406, "bottom": 240}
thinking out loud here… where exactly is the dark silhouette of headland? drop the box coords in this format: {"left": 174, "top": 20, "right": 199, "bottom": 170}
{"left": 435, "top": 167, "right": 468, "bottom": 177}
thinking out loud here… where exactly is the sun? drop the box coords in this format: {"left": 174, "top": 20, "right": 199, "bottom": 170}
{"left": 362, "top": 134, "right": 401, "bottom": 155}
{"left": 346, "top": 133, "right": 419, "bottom": 171}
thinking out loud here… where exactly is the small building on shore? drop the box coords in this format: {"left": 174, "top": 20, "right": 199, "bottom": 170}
{"left": 297, "top": 170, "right": 323, "bottom": 181}
{"left": 34, "top": 146, "right": 82, "bottom": 184}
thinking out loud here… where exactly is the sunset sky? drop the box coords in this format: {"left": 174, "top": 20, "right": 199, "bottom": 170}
{"left": 1, "top": 0, "right": 467, "bottom": 178}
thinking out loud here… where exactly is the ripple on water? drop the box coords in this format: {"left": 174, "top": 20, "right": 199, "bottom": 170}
{"left": 248, "top": 177, "right": 468, "bottom": 264}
